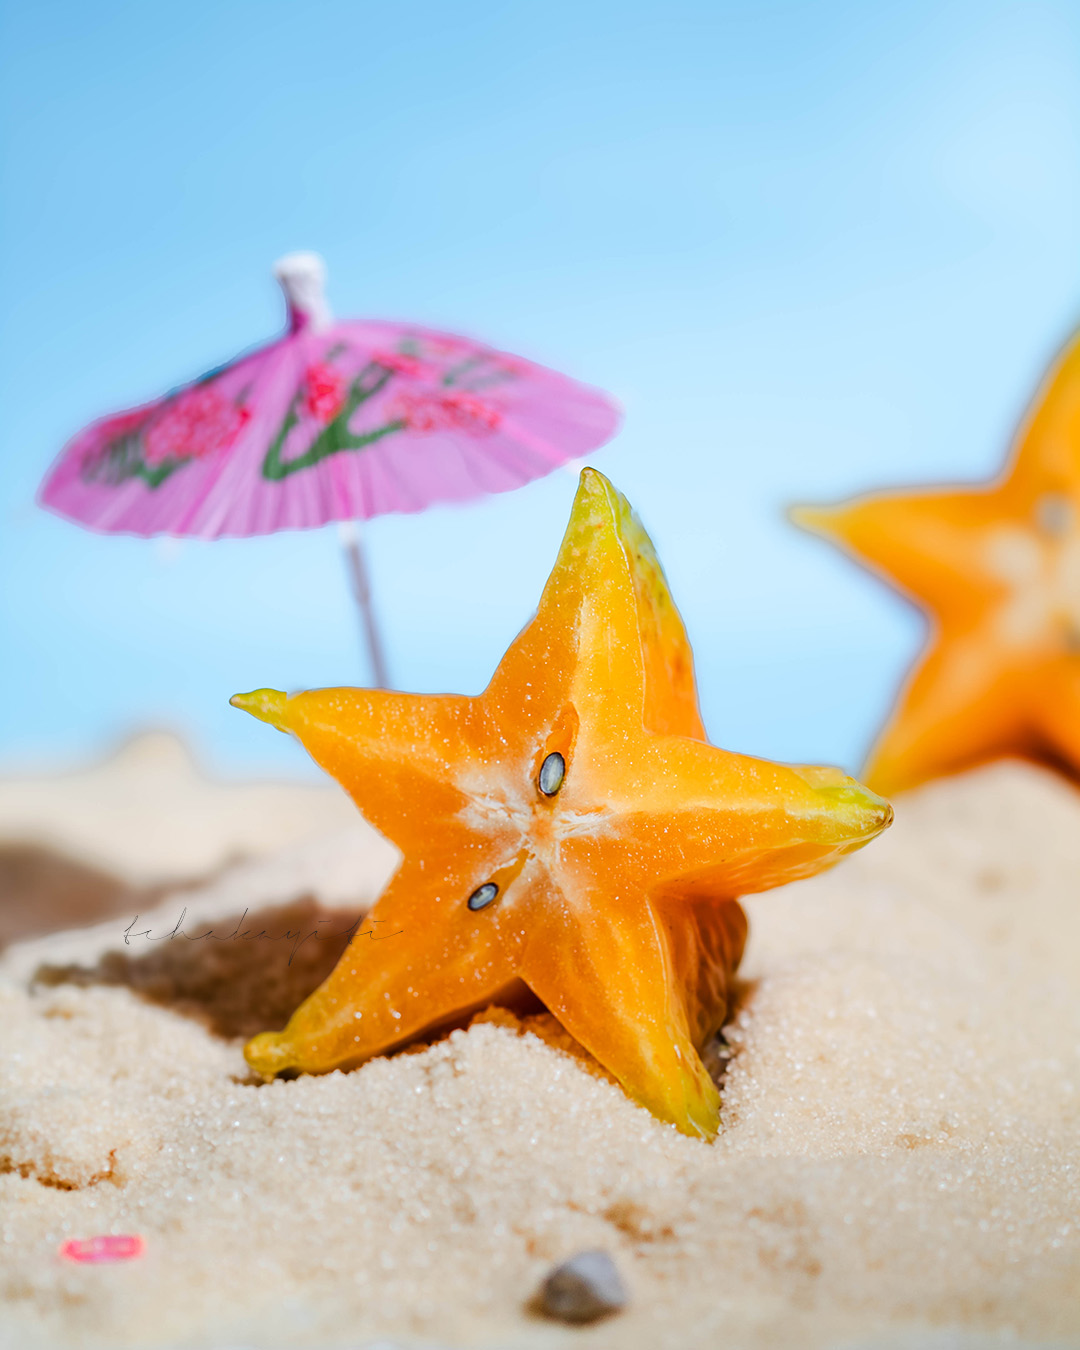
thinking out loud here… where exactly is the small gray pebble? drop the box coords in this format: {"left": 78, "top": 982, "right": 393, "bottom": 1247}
{"left": 538, "top": 1249, "right": 627, "bottom": 1324}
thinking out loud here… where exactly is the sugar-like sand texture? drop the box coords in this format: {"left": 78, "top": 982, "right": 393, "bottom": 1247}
{"left": 1, "top": 759, "right": 1078, "bottom": 1349}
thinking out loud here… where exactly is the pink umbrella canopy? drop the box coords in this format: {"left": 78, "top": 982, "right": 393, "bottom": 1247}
{"left": 40, "top": 254, "right": 621, "bottom": 539}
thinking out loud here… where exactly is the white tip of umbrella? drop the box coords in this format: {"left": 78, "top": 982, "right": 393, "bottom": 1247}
{"left": 273, "top": 251, "right": 332, "bottom": 332}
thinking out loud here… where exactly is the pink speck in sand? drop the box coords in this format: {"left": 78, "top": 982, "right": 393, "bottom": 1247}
{"left": 60, "top": 1235, "right": 144, "bottom": 1264}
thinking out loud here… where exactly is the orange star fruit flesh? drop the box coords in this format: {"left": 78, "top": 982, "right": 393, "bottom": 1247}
{"left": 233, "top": 468, "right": 891, "bottom": 1138}
{"left": 792, "top": 327, "right": 1080, "bottom": 797}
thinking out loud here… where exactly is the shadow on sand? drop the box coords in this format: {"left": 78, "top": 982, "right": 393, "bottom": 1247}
{"left": 32, "top": 897, "right": 363, "bottom": 1041}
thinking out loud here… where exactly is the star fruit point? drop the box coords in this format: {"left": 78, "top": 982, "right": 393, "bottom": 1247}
{"left": 787, "top": 502, "right": 849, "bottom": 539}
{"left": 232, "top": 467, "right": 890, "bottom": 1138}
{"left": 229, "top": 688, "right": 288, "bottom": 729}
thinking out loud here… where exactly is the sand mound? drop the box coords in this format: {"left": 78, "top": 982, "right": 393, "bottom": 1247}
{"left": 1, "top": 760, "right": 1077, "bottom": 1349}
{"left": 0, "top": 731, "right": 372, "bottom": 889}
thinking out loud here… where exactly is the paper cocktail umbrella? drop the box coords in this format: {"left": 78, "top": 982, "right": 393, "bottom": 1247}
{"left": 39, "top": 254, "right": 620, "bottom": 684}
{"left": 793, "top": 326, "right": 1080, "bottom": 795}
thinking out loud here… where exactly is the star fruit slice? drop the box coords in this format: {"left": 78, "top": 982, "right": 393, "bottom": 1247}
{"left": 233, "top": 469, "right": 891, "bottom": 1138}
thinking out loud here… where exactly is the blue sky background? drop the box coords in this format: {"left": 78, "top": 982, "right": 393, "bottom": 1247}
{"left": 2, "top": 0, "right": 1079, "bottom": 781}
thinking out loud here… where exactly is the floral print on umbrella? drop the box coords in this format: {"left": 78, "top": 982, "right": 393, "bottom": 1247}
{"left": 261, "top": 337, "right": 516, "bottom": 482}
{"left": 388, "top": 388, "right": 503, "bottom": 435}
{"left": 302, "top": 361, "right": 348, "bottom": 422}
{"left": 80, "top": 377, "right": 251, "bottom": 489}
{"left": 77, "top": 333, "right": 526, "bottom": 492}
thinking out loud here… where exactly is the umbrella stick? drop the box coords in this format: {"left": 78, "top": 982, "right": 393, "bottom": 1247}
{"left": 338, "top": 521, "right": 390, "bottom": 688}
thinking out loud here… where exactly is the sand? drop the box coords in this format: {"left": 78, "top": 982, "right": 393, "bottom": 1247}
{"left": 1, "top": 757, "right": 1078, "bottom": 1349}
{"left": 0, "top": 732, "right": 388, "bottom": 949}
{"left": 0, "top": 731, "right": 373, "bottom": 889}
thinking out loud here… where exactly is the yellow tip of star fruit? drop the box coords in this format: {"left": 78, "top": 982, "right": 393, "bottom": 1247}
{"left": 789, "top": 762, "right": 893, "bottom": 843}
{"left": 246, "top": 1030, "right": 293, "bottom": 1078}
{"left": 229, "top": 688, "right": 289, "bottom": 730}
{"left": 787, "top": 502, "right": 845, "bottom": 539}
{"left": 229, "top": 469, "right": 891, "bottom": 1140}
